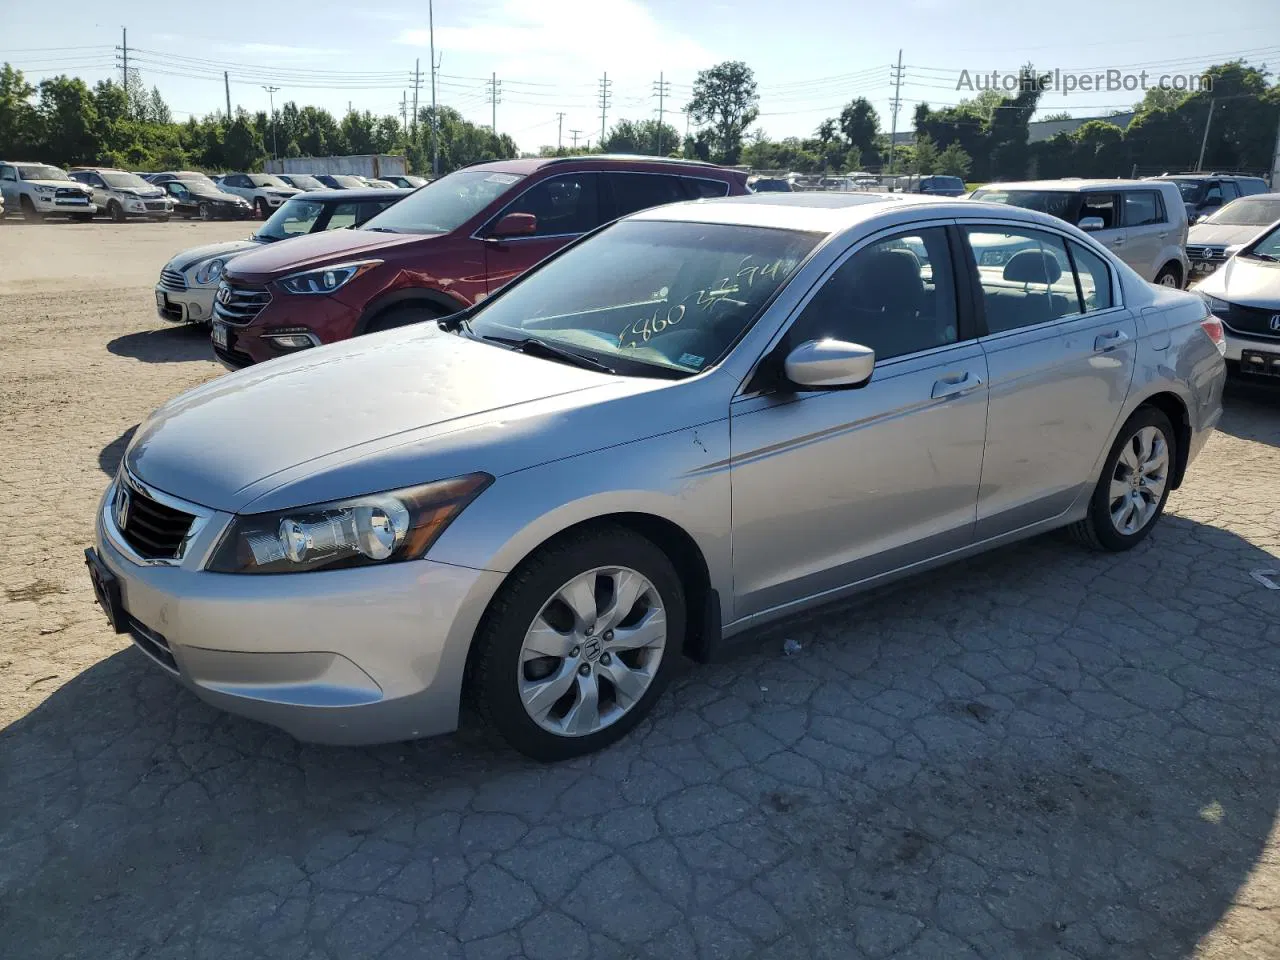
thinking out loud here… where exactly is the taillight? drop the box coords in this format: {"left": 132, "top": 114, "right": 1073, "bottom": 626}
{"left": 1200, "top": 315, "right": 1227, "bottom": 356}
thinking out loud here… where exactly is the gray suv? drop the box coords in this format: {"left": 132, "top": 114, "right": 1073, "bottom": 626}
{"left": 970, "top": 180, "right": 1191, "bottom": 287}
{"left": 1152, "top": 173, "right": 1271, "bottom": 223}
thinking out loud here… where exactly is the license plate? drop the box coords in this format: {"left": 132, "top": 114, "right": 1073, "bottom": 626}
{"left": 1240, "top": 349, "right": 1280, "bottom": 377}
{"left": 212, "top": 322, "right": 228, "bottom": 350}
{"left": 155, "top": 290, "right": 167, "bottom": 309}
{"left": 84, "top": 549, "right": 127, "bottom": 634}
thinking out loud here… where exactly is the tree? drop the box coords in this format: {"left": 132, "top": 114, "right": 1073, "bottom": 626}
{"left": 148, "top": 86, "right": 172, "bottom": 125}
{"left": 686, "top": 60, "right": 759, "bottom": 164}
{"left": 815, "top": 118, "right": 838, "bottom": 144}
{"left": 223, "top": 112, "right": 267, "bottom": 170}
{"left": 1134, "top": 86, "right": 1189, "bottom": 115}
{"left": 1042, "top": 111, "right": 1072, "bottom": 122}
{"left": 936, "top": 142, "right": 972, "bottom": 179}
{"left": 913, "top": 134, "right": 938, "bottom": 174}
{"left": 0, "top": 64, "right": 39, "bottom": 158}
{"left": 838, "top": 98, "right": 879, "bottom": 153}
{"left": 37, "top": 76, "right": 99, "bottom": 165}
{"left": 602, "top": 118, "right": 679, "bottom": 155}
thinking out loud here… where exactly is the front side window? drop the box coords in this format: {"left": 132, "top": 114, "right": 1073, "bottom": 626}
{"left": 361, "top": 169, "right": 526, "bottom": 235}
{"left": 258, "top": 198, "right": 327, "bottom": 239}
{"left": 466, "top": 220, "right": 820, "bottom": 377}
{"left": 1079, "top": 194, "right": 1118, "bottom": 230}
{"left": 1122, "top": 191, "right": 1165, "bottom": 227}
{"left": 606, "top": 173, "right": 686, "bottom": 219}
{"left": 787, "top": 228, "right": 959, "bottom": 360}
{"left": 964, "top": 226, "right": 1081, "bottom": 334}
{"left": 496, "top": 174, "right": 600, "bottom": 237}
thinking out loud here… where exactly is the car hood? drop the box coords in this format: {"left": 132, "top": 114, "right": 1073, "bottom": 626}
{"left": 26, "top": 179, "right": 89, "bottom": 190}
{"left": 124, "top": 326, "right": 682, "bottom": 514}
{"left": 170, "top": 239, "right": 262, "bottom": 271}
{"left": 224, "top": 227, "right": 427, "bottom": 280}
{"left": 188, "top": 187, "right": 244, "bottom": 202}
{"left": 1195, "top": 256, "right": 1280, "bottom": 308}
{"left": 1188, "top": 223, "right": 1262, "bottom": 247}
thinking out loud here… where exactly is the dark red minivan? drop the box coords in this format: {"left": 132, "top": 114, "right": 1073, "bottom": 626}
{"left": 211, "top": 155, "right": 750, "bottom": 368}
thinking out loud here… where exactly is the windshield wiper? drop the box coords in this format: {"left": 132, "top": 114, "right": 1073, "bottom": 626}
{"left": 1244, "top": 252, "right": 1280, "bottom": 262}
{"left": 481, "top": 334, "right": 615, "bottom": 374}
{"left": 363, "top": 226, "right": 400, "bottom": 233}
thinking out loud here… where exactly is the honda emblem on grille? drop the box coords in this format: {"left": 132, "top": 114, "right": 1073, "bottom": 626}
{"left": 216, "top": 284, "right": 232, "bottom": 305}
{"left": 113, "top": 484, "right": 131, "bottom": 530}
{"left": 1270, "top": 314, "right": 1280, "bottom": 332}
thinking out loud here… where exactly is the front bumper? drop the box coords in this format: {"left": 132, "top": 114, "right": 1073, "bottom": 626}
{"left": 91, "top": 480, "right": 503, "bottom": 745}
{"left": 33, "top": 193, "right": 95, "bottom": 214}
{"left": 1223, "top": 329, "right": 1280, "bottom": 365}
{"left": 215, "top": 293, "right": 362, "bottom": 370}
{"left": 155, "top": 284, "right": 216, "bottom": 325}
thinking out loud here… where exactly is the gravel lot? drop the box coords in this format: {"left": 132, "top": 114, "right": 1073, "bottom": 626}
{"left": 1, "top": 220, "right": 1279, "bottom": 960}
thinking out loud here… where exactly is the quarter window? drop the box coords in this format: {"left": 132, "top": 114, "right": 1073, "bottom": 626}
{"left": 500, "top": 174, "right": 600, "bottom": 237}
{"left": 787, "top": 227, "right": 959, "bottom": 361}
{"left": 606, "top": 173, "right": 687, "bottom": 219}
{"left": 683, "top": 178, "right": 731, "bottom": 199}
{"left": 964, "top": 227, "right": 1081, "bottom": 333}
{"left": 1122, "top": 191, "right": 1165, "bottom": 227}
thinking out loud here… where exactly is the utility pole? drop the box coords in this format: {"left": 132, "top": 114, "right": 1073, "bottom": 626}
{"left": 652, "top": 72, "right": 671, "bottom": 155}
{"left": 400, "top": 91, "right": 409, "bottom": 133}
{"left": 487, "top": 72, "right": 502, "bottom": 133}
{"left": 1271, "top": 109, "right": 1280, "bottom": 189}
{"left": 569, "top": 129, "right": 583, "bottom": 149}
{"left": 556, "top": 112, "right": 566, "bottom": 150}
{"left": 1196, "top": 98, "right": 1216, "bottom": 172}
{"left": 888, "top": 49, "right": 904, "bottom": 176}
{"left": 411, "top": 58, "right": 422, "bottom": 138}
{"left": 120, "top": 27, "right": 128, "bottom": 114}
{"left": 598, "top": 72, "right": 612, "bottom": 147}
{"left": 262, "top": 85, "right": 280, "bottom": 160}
{"left": 428, "top": 0, "right": 439, "bottom": 176}
{"left": 224, "top": 71, "right": 232, "bottom": 120}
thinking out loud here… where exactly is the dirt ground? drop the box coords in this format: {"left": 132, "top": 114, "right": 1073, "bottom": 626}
{"left": 1, "top": 220, "right": 1279, "bottom": 959}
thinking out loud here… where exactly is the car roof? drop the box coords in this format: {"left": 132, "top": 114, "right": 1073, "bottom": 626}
{"left": 1154, "top": 173, "right": 1265, "bottom": 181}
{"left": 976, "top": 179, "right": 1173, "bottom": 192}
{"left": 460, "top": 155, "right": 738, "bottom": 176}
{"left": 292, "top": 188, "right": 407, "bottom": 201}
{"left": 627, "top": 192, "right": 1076, "bottom": 236}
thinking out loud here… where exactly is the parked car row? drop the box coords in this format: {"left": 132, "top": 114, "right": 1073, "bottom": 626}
{"left": 93, "top": 168, "right": 1231, "bottom": 761}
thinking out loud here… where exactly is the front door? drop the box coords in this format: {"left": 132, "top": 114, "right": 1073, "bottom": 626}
{"left": 481, "top": 172, "right": 603, "bottom": 295}
{"left": 1080, "top": 192, "right": 1129, "bottom": 270}
{"left": 956, "top": 223, "right": 1137, "bottom": 538}
{"left": 730, "top": 225, "right": 989, "bottom": 621}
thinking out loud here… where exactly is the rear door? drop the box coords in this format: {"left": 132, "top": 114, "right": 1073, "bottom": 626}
{"left": 479, "top": 172, "right": 603, "bottom": 294}
{"left": 1120, "top": 188, "right": 1169, "bottom": 280}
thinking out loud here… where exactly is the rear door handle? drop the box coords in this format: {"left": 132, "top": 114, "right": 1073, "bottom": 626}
{"left": 931, "top": 371, "right": 984, "bottom": 399}
{"left": 1094, "top": 330, "right": 1131, "bottom": 352}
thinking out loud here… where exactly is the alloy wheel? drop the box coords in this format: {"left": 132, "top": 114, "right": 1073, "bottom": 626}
{"left": 1109, "top": 425, "right": 1169, "bottom": 535}
{"left": 517, "top": 566, "right": 667, "bottom": 738}
{"left": 1158, "top": 274, "right": 1179, "bottom": 287}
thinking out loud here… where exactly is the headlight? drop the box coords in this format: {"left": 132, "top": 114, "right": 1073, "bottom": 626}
{"left": 34, "top": 185, "right": 56, "bottom": 194}
{"left": 195, "top": 259, "right": 226, "bottom": 285}
{"left": 206, "top": 474, "right": 492, "bottom": 574}
{"left": 1198, "top": 293, "right": 1229, "bottom": 316}
{"left": 278, "top": 259, "right": 382, "bottom": 295}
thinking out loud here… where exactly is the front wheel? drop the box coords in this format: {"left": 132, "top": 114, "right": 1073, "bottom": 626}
{"left": 1070, "top": 406, "right": 1176, "bottom": 551}
{"left": 198, "top": 203, "right": 212, "bottom": 221}
{"left": 1153, "top": 264, "right": 1182, "bottom": 289}
{"left": 19, "top": 196, "right": 42, "bottom": 221}
{"left": 364, "top": 303, "right": 442, "bottom": 334}
{"left": 469, "top": 527, "right": 686, "bottom": 761}
{"left": 108, "top": 200, "right": 126, "bottom": 223}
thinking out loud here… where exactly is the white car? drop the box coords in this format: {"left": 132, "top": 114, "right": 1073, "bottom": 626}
{"left": 0, "top": 161, "right": 96, "bottom": 220}
{"left": 1193, "top": 216, "right": 1280, "bottom": 381}
{"left": 1186, "top": 194, "right": 1280, "bottom": 278}
{"left": 69, "top": 167, "right": 172, "bottom": 222}
{"left": 216, "top": 173, "right": 301, "bottom": 219}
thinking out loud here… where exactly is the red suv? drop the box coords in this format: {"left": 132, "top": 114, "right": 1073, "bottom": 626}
{"left": 211, "top": 156, "right": 749, "bottom": 368}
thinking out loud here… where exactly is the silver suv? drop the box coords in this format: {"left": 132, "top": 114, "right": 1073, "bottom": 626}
{"left": 970, "top": 180, "right": 1190, "bottom": 287}
{"left": 69, "top": 167, "right": 173, "bottom": 222}
{"left": 0, "top": 161, "right": 96, "bottom": 220}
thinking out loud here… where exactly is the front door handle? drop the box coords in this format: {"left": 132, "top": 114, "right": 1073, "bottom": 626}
{"left": 1109, "top": 238, "right": 1125, "bottom": 246}
{"left": 931, "top": 371, "right": 984, "bottom": 399}
{"left": 1094, "top": 330, "right": 1131, "bottom": 352}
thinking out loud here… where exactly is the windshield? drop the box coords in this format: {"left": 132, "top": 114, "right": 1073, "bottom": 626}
{"left": 1242, "top": 222, "right": 1280, "bottom": 261}
{"left": 402, "top": 176, "right": 427, "bottom": 187}
{"left": 466, "top": 219, "right": 820, "bottom": 377}
{"left": 362, "top": 169, "right": 526, "bottom": 234}
{"left": 1204, "top": 196, "right": 1280, "bottom": 227}
{"left": 101, "top": 171, "right": 152, "bottom": 189}
{"left": 18, "top": 165, "right": 71, "bottom": 181}
{"left": 286, "top": 175, "right": 324, "bottom": 190}
{"left": 971, "top": 189, "right": 1079, "bottom": 221}
{"left": 249, "top": 174, "right": 289, "bottom": 188}
{"left": 177, "top": 175, "right": 219, "bottom": 191}
{"left": 1167, "top": 179, "right": 1207, "bottom": 203}
{"left": 322, "top": 175, "right": 366, "bottom": 189}
{"left": 257, "top": 197, "right": 329, "bottom": 240}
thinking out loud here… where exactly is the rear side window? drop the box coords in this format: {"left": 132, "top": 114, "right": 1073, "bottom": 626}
{"left": 1079, "top": 194, "right": 1118, "bottom": 229}
{"left": 964, "top": 226, "right": 1081, "bottom": 334}
{"left": 1122, "top": 190, "right": 1165, "bottom": 227}
{"left": 605, "top": 173, "right": 687, "bottom": 219}
{"left": 683, "top": 178, "right": 731, "bottom": 199}
{"left": 1068, "top": 242, "right": 1114, "bottom": 312}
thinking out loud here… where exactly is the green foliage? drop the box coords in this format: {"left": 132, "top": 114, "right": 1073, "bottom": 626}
{"left": 601, "top": 118, "right": 681, "bottom": 155}
{"left": 686, "top": 60, "right": 759, "bottom": 164}
{"left": 936, "top": 142, "right": 973, "bottom": 178}
{"left": 913, "top": 134, "right": 938, "bottom": 174}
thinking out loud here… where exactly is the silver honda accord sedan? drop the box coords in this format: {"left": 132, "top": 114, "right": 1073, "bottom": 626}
{"left": 86, "top": 193, "right": 1227, "bottom": 760}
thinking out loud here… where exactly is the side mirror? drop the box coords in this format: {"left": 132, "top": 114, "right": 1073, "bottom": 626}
{"left": 1078, "top": 216, "right": 1105, "bottom": 232}
{"left": 490, "top": 212, "right": 537, "bottom": 238}
{"left": 783, "top": 339, "right": 876, "bottom": 390}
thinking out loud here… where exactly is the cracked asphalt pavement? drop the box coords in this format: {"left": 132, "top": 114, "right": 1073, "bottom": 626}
{"left": 2, "top": 222, "right": 1280, "bottom": 959}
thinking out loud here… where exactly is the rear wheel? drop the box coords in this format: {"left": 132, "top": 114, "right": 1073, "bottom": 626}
{"left": 470, "top": 527, "right": 686, "bottom": 761}
{"left": 1069, "top": 406, "right": 1176, "bottom": 551}
{"left": 1154, "top": 263, "right": 1182, "bottom": 288}
{"left": 364, "top": 303, "right": 442, "bottom": 334}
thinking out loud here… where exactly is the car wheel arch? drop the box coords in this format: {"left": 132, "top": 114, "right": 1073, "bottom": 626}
{"left": 357, "top": 289, "right": 469, "bottom": 335}
{"left": 1100, "top": 389, "right": 1192, "bottom": 492}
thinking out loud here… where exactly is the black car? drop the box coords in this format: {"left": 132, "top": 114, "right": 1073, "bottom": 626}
{"left": 382, "top": 175, "right": 429, "bottom": 189}
{"left": 159, "top": 177, "right": 254, "bottom": 220}
{"left": 314, "top": 174, "right": 370, "bottom": 190}
{"left": 1154, "top": 173, "right": 1272, "bottom": 222}
{"left": 748, "top": 176, "right": 793, "bottom": 193}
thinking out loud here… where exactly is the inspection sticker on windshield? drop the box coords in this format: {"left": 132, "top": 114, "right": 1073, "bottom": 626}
{"left": 485, "top": 173, "right": 520, "bottom": 184}
{"left": 678, "top": 353, "right": 705, "bottom": 368}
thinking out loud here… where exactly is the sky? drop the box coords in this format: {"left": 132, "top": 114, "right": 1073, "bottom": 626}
{"left": 3, "top": 0, "right": 1280, "bottom": 154}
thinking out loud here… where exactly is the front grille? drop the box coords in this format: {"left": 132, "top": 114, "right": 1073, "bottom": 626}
{"left": 119, "top": 484, "right": 196, "bottom": 560}
{"left": 159, "top": 268, "right": 187, "bottom": 291}
{"left": 214, "top": 281, "right": 272, "bottom": 325}
{"left": 1221, "top": 302, "right": 1280, "bottom": 340}
{"left": 1187, "top": 245, "right": 1226, "bottom": 262}
{"left": 145, "top": 201, "right": 167, "bottom": 211}
{"left": 55, "top": 187, "right": 90, "bottom": 201}
{"left": 126, "top": 616, "right": 179, "bottom": 674}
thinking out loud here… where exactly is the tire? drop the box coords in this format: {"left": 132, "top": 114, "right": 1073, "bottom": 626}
{"left": 254, "top": 197, "right": 269, "bottom": 219}
{"left": 364, "top": 304, "right": 442, "bottom": 334}
{"left": 19, "top": 195, "right": 42, "bottom": 221}
{"left": 470, "top": 526, "right": 686, "bottom": 761}
{"left": 107, "top": 200, "right": 126, "bottom": 223}
{"left": 1069, "top": 406, "right": 1176, "bottom": 552}
{"left": 1153, "top": 264, "right": 1182, "bottom": 289}
{"left": 159, "top": 215, "right": 171, "bottom": 223}
{"left": 199, "top": 203, "right": 212, "bottom": 221}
